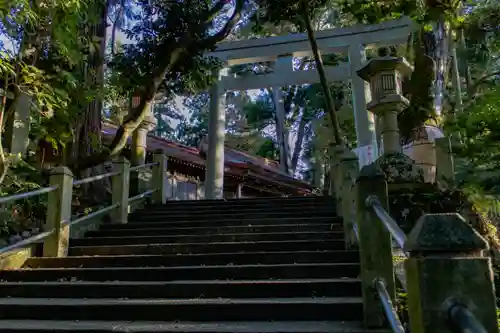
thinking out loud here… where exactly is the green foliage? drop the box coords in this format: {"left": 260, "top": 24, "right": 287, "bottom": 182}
{"left": 110, "top": 49, "right": 223, "bottom": 99}
{"left": 462, "top": 1, "right": 500, "bottom": 80}
{"left": 107, "top": 0, "right": 233, "bottom": 101}
{"left": 0, "top": 159, "right": 48, "bottom": 238}
{"left": 0, "top": 0, "right": 106, "bottom": 239}
{"left": 448, "top": 86, "right": 500, "bottom": 195}
{"left": 339, "top": 0, "right": 419, "bottom": 24}
{"left": 251, "top": 0, "right": 332, "bottom": 32}
{"left": 243, "top": 97, "right": 275, "bottom": 130}
{"left": 176, "top": 93, "right": 210, "bottom": 147}
{"left": 1, "top": 0, "right": 102, "bottom": 151}
{"left": 256, "top": 138, "right": 279, "bottom": 159}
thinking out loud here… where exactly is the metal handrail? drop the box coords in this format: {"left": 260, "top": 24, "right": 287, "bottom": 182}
{"left": 0, "top": 185, "right": 58, "bottom": 205}
{"left": 64, "top": 203, "right": 120, "bottom": 227}
{"left": 352, "top": 221, "right": 360, "bottom": 241}
{"left": 374, "top": 278, "right": 406, "bottom": 333}
{"left": 0, "top": 229, "right": 55, "bottom": 256}
{"left": 449, "top": 303, "right": 488, "bottom": 333}
{"left": 129, "top": 161, "right": 159, "bottom": 172}
{"left": 73, "top": 171, "right": 121, "bottom": 186}
{"left": 366, "top": 195, "right": 407, "bottom": 251}
{"left": 0, "top": 160, "right": 161, "bottom": 256}
{"left": 128, "top": 189, "right": 156, "bottom": 203}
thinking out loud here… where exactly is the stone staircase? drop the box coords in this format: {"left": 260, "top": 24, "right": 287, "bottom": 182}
{"left": 0, "top": 196, "right": 379, "bottom": 332}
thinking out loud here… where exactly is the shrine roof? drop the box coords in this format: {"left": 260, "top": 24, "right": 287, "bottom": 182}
{"left": 101, "top": 122, "right": 313, "bottom": 192}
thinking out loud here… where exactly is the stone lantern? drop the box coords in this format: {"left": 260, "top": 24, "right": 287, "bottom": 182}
{"left": 357, "top": 49, "right": 425, "bottom": 234}
{"left": 357, "top": 48, "right": 413, "bottom": 154}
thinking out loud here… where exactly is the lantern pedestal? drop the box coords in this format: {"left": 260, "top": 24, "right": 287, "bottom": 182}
{"left": 356, "top": 48, "right": 425, "bottom": 231}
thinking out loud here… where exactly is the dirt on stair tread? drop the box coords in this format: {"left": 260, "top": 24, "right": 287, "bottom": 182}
{"left": 70, "top": 238, "right": 344, "bottom": 248}
{"left": 0, "top": 320, "right": 388, "bottom": 332}
{"left": 0, "top": 278, "right": 361, "bottom": 285}
{"left": 0, "top": 297, "right": 363, "bottom": 306}
{"left": 123, "top": 216, "right": 340, "bottom": 224}
{"left": 90, "top": 222, "right": 338, "bottom": 233}
{"left": 74, "top": 231, "right": 338, "bottom": 240}
{"left": 27, "top": 249, "right": 358, "bottom": 261}
{"left": 12, "top": 262, "right": 359, "bottom": 271}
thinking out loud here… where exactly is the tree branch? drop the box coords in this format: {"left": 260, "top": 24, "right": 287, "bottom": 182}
{"left": 469, "top": 70, "right": 500, "bottom": 98}
{"left": 201, "top": 0, "right": 245, "bottom": 46}
{"left": 73, "top": 0, "right": 245, "bottom": 171}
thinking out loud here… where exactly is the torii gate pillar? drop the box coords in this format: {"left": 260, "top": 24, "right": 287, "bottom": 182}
{"left": 349, "top": 44, "right": 378, "bottom": 156}
{"left": 205, "top": 68, "right": 228, "bottom": 200}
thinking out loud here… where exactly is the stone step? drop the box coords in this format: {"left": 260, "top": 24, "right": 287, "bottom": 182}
{"left": 128, "top": 210, "right": 336, "bottom": 223}
{"left": 101, "top": 216, "right": 342, "bottom": 230}
{"left": 0, "top": 297, "right": 363, "bottom": 321}
{"left": 85, "top": 223, "right": 339, "bottom": 237}
{"left": 132, "top": 205, "right": 335, "bottom": 216}
{"left": 25, "top": 250, "right": 360, "bottom": 268}
{"left": 68, "top": 239, "right": 346, "bottom": 256}
{"left": 70, "top": 231, "right": 341, "bottom": 247}
{"left": 2, "top": 263, "right": 360, "bottom": 281}
{"left": 143, "top": 204, "right": 334, "bottom": 215}
{"left": 0, "top": 320, "right": 389, "bottom": 333}
{"left": 0, "top": 278, "right": 361, "bottom": 298}
{"left": 149, "top": 196, "right": 333, "bottom": 208}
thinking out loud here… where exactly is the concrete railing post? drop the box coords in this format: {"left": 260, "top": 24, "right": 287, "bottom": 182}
{"left": 111, "top": 156, "right": 130, "bottom": 224}
{"left": 404, "top": 213, "right": 498, "bottom": 333}
{"left": 196, "top": 182, "right": 204, "bottom": 200}
{"left": 338, "top": 150, "right": 359, "bottom": 248}
{"left": 171, "top": 176, "right": 178, "bottom": 200}
{"left": 434, "top": 137, "right": 455, "bottom": 187}
{"left": 5, "top": 91, "right": 31, "bottom": 160}
{"left": 356, "top": 163, "right": 395, "bottom": 327}
{"left": 44, "top": 167, "right": 73, "bottom": 257}
{"left": 236, "top": 183, "right": 243, "bottom": 199}
{"left": 152, "top": 150, "right": 168, "bottom": 204}
{"left": 331, "top": 144, "right": 346, "bottom": 212}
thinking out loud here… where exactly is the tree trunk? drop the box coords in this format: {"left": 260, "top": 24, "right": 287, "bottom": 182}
{"left": 322, "top": 166, "right": 330, "bottom": 196}
{"left": 75, "top": 0, "right": 109, "bottom": 202}
{"left": 111, "top": 20, "right": 118, "bottom": 55}
{"left": 291, "top": 109, "right": 307, "bottom": 173}
{"left": 399, "top": 28, "right": 436, "bottom": 144}
{"left": 433, "top": 18, "right": 449, "bottom": 117}
{"left": 457, "top": 29, "right": 473, "bottom": 96}
{"left": 300, "top": 0, "right": 342, "bottom": 145}
{"left": 110, "top": 0, "right": 124, "bottom": 55}
{"left": 270, "top": 87, "right": 290, "bottom": 174}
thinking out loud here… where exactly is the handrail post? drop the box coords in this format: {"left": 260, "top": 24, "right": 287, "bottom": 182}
{"left": 338, "top": 150, "right": 359, "bottom": 248}
{"left": 152, "top": 150, "right": 168, "bottom": 204}
{"left": 404, "top": 213, "right": 498, "bottom": 333}
{"left": 111, "top": 156, "right": 130, "bottom": 224}
{"left": 236, "top": 183, "right": 243, "bottom": 199}
{"left": 171, "top": 176, "right": 178, "bottom": 200}
{"left": 356, "top": 163, "right": 395, "bottom": 327}
{"left": 197, "top": 181, "right": 204, "bottom": 200}
{"left": 44, "top": 167, "right": 73, "bottom": 257}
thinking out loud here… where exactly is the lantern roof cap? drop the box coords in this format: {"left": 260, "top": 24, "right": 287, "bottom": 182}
{"left": 357, "top": 56, "right": 413, "bottom": 83}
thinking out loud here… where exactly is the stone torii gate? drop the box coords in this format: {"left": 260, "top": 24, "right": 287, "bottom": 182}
{"left": 203, "top": 17, "right": 417, "bottom": 199}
